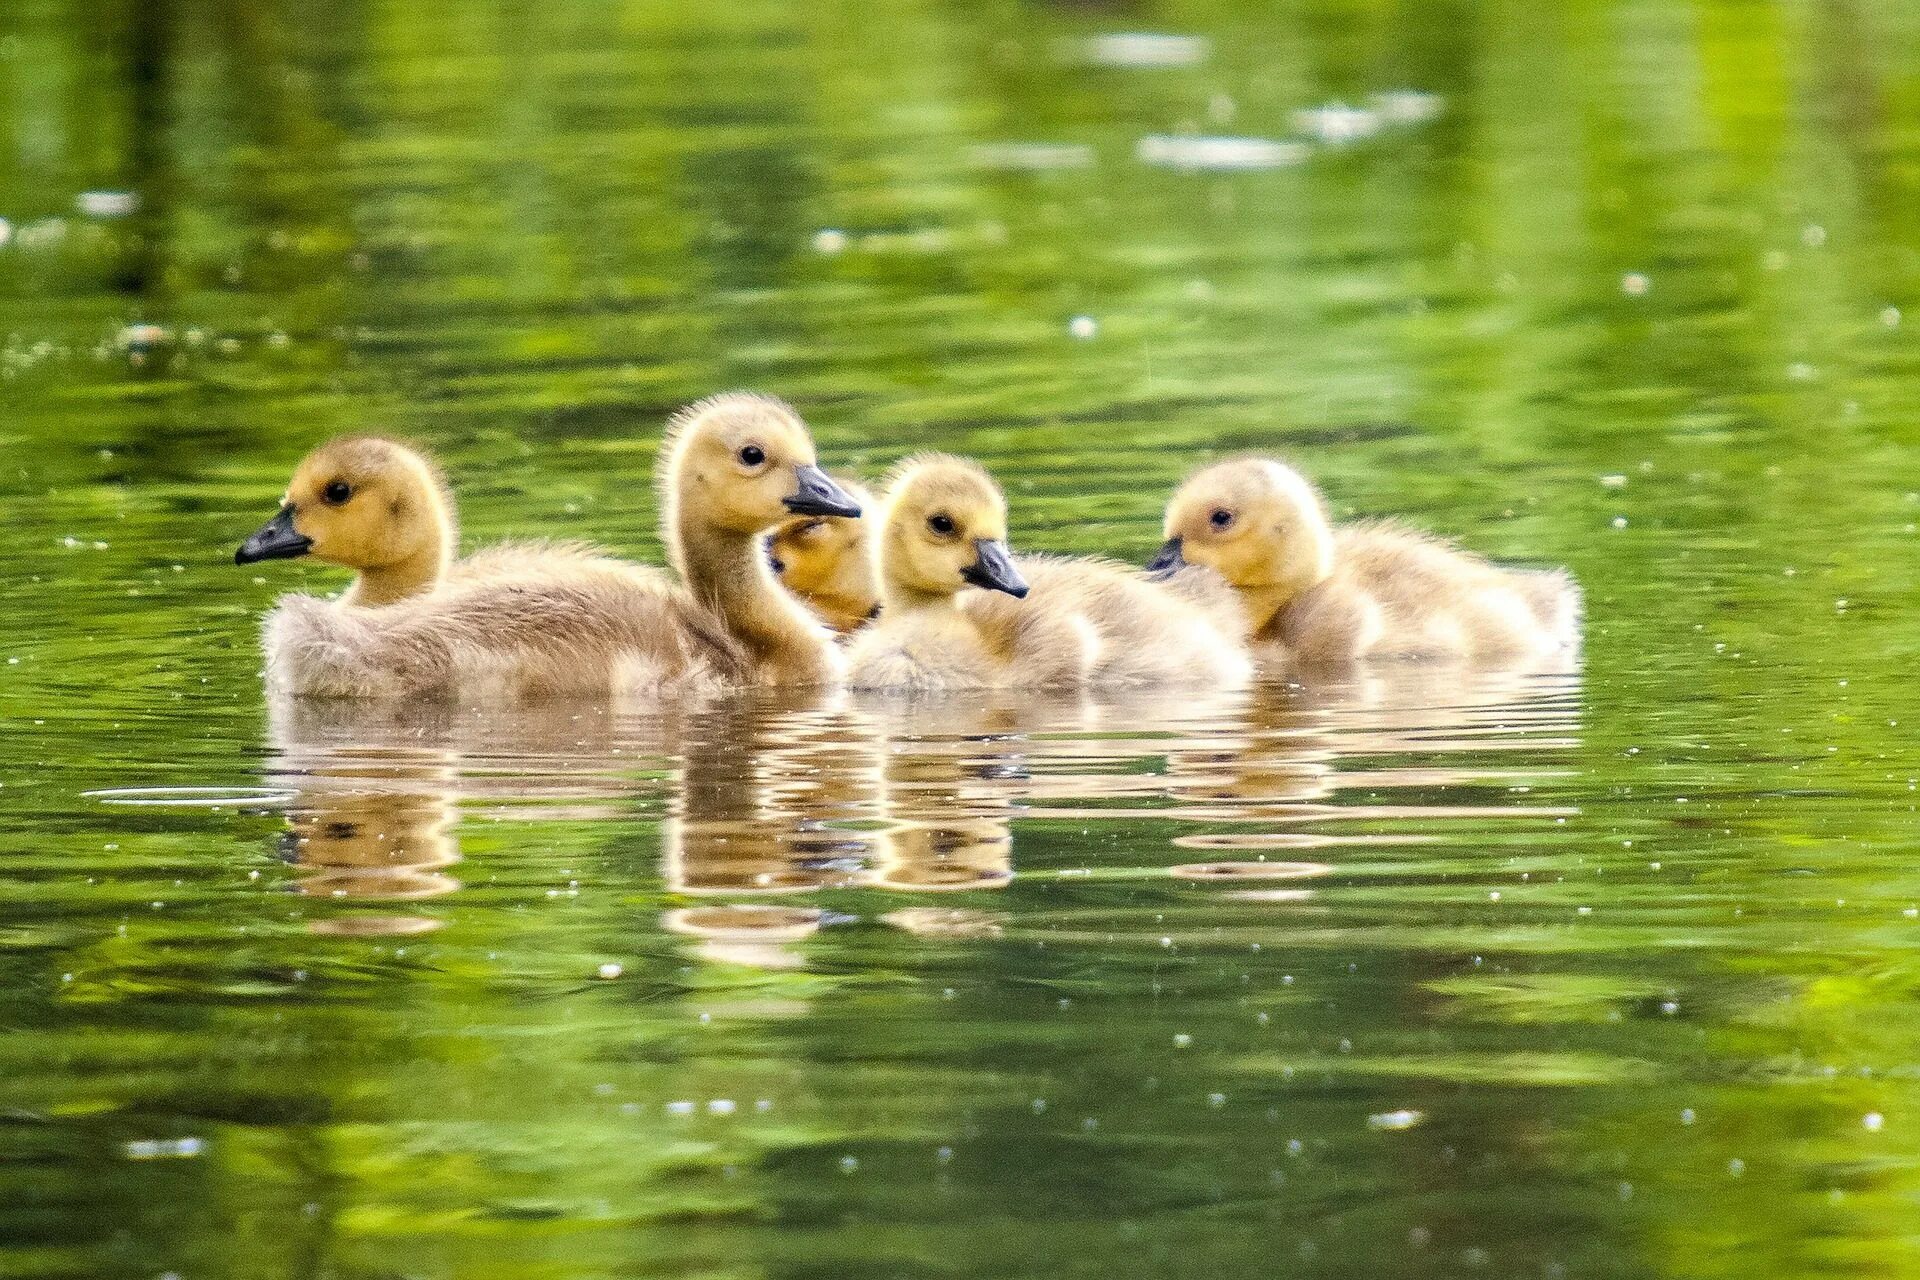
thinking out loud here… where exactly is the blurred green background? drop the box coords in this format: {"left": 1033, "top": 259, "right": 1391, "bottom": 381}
{"left": 4, "top": 0, "right": 1920, "bottom": 1276}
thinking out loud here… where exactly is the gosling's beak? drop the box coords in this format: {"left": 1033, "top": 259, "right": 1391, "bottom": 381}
{"left": 785, "top": 466, "right": 861, "bottom": 518}
{"left": 962, "top": 538, "right": 1028, "bottom": 598}
{"left": 235, "top": 505, "right": 313, "bottom": 565}
{"left": 1146, "top": 536, "right": 1186, "bottom": 575}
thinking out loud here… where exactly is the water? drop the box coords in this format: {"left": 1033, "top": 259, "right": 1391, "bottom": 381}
{"left": 4, "top": 0, "right": 1920, "bottom": 1275}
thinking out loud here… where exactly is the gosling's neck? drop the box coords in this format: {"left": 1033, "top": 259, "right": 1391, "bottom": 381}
{"left": 880, "top": 580, "right": 960, "bottom": 618}
{"left": 341, "top": 465, "right": 456, "bottom": 607}
{"left": 342, "top": 541, "right": 449, "bottom": 607}
{"left": 677, "top": 516, "right": 837, "bottom": 684}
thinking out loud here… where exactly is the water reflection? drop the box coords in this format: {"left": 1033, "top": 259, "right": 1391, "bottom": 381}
{"left": 258, "top": 663, "right": 1581, "bottom": 948}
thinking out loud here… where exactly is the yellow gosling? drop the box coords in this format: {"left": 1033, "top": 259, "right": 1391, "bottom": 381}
{"left": 766, "top": 477, "right": 880, "bottom": 633}
{"left": 236, "top": 394, "right": 860, "bottom": 698}
{"left": 1152, "top": 456, "right": 1581, "bottom": 667}
{"left": 848, "top": 454, "right": 1251, "bottom": 691}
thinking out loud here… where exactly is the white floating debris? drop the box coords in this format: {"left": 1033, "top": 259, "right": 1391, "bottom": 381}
{"left": 811, "top": 228, "right": 849, "bottom": 255}
{"left": 1136, "top": 135, "right": 1308, "bottom": 172}
{"left": 1291, "top": 102, "right": 1381, "bottom": 145}
{"left": 1068, "top": 314, "right": 1098, "bottom": 340}
{"left": 665, "top": 1100, "right": 696, "bottom": 1116}
{"left": 1882, "top": 306, "right": 1901, "bottom": 328}
{"left": 1787, "top": 362, "right": 1816, "bottom": 382}
{"left": 838, "top": 1155, "right": 860, "bottom": 1174}
{"left": 1367, "top": 1109, "right": 1425, "bottom": 1131}
{"left": 1611, "top": 516, "right": 1628, "bottom": 529}
{"left": 1600, "top": 473, "right": 1628, "bottom": 488}
{"left": 1864, "top": 1112, "right": 1885, "bottom": 1132}
{"left": 1172, "top": 1033, "right": 1193, "bottom": 1048}
{"left": 1074, "top": 33, "right": 1211, "bottom": 68}
{"left": 1370, "top": 89, "right": 1445, "bottom": 124}
{"left": 1680, "top": 1108, "right": 1695, "bottom": 1125}
{"left": 1802, "top": 224, "right": 1827, "bottom": 248}
{"left": 77, "top": 190, "right": 139, "bottom": 217}
{"left": 1621, "top": 273, "right": 1650, "bottom": 296}
{"left": 969, "top": 142, "right": 1095, "bottom": 172}
{"left": 595, "top": 962, "right": 623, "bottom": 980}
{"left": 707, "top": 1099, "right": 737, "bottom": 1115}
{"left": 124, "top": 1137, "right": 204, "bottom": 1160}
{"left": 0, "top": 217, "right": 10, "bottom": 247}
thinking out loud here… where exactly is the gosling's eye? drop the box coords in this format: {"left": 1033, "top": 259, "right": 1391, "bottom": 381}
{"left": 323, "top": 480, "right": 353, "bottom": 505}
{"left": 1208, "top": 508, "right": 1234, "bottom": 530}
{"left": 927, "top": 513, "right": 956, "bottom": 536}
{"left": 738, "top": 444, "right": 766, "bottom": 467}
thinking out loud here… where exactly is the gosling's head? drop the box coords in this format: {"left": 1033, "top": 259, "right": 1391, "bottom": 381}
{"left": 1150, "top": 457, "right": 1334, "bottom": 610}
{"left": 237, "top": 436, "right": 455, "bottom": 603}
{"left": 767, "top": 477, "right": 879, "bottom": 628}
{"left": 878, "top": 455, "right": 1028, "bottom": 604}
{"left": 662, "top": 392, "right": 860, "bottom": 538}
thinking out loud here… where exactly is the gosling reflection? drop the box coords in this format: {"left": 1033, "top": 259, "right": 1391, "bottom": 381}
{"left": 662, "top": 688, "right": 875, "bottom": 895}
{"left": 267, "top": 697, "right": 465, "bottom": 935}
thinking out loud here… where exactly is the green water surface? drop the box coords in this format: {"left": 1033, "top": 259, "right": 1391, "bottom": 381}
{"left": 4, "top": 0, "right": 1920, "bottom": 1276}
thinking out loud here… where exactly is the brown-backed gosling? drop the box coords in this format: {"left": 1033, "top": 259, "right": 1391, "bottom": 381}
{"left": 847, "top": 454, "right": 1251, "bottom": 691}
{"left": 1151, "top": 457, "right": 1581, "bottom": 666}
{"left": 236, "top": 394, "right": 860, "bottom": 698}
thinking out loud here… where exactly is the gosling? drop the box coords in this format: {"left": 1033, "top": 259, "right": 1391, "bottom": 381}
{"left": 236, "top": 394, "right": 860, "bottom": 698}
{"left": 848, "top": 455, "right": 1251, "bottom": 691}
{"left": 1151, "top": 456, "right": 1581, "bottom": 667}
{"left": 766, "top": 477, "right": 880, "bottom": 633}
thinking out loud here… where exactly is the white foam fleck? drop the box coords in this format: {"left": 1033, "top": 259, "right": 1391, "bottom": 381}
{"left": 1367, "top": 1109, "right": 1425, "bottom": 1131}
{"left": 1073, "top": 33, "right": 1210, "bottom": 68}
{"left": 1291, "top": 102, "right": 1381, "bottom": 145}
{"left": 77, "top": 190, "right": 139, "bottom": 217}
{"left": 1136, "top": 135, "right": 1308, "bottom": 172}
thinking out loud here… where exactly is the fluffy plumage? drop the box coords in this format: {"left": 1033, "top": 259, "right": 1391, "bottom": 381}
{"left": 1156, "top": 456, "right": 1582, "bottom": 667}
{"left": 848, "top": 454, "right": 1251, "bottom": 691}
{"left": 242, "top": 394, "right": 855, "bottom": 699}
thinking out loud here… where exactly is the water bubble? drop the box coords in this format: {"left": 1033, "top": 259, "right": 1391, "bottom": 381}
{"left": 838, "top": 1155, "right": 860, "bottom": 1174}
{"left": 77, "top": 190, "right": 139, "bottom": 217}
{"left": 1172, "top": 1033, "right": 1192, "bottom": 1048}
{"left": 1681, "top": 1108, "right": 1695, "bottom": 1125}
{"left": 1864, "top": 1112, "right": 1885, "bottom": 1132}
{"left": 811, "top": 228, "right": 849, "bottom": 254}
{"left": 1136, "top": 135, "right": 1308, "bottom": 172}
{"left": 1802, "top": 224, "right": 1827, "bottom": 247}
{"left": 1073, "top": 33, "right": 1211, "bottom": 68}
{"left": 123, "top": 1137, "right": 204, "bottom": 1160}
{"left": 1881, "top": 306, "right": 1901, "bottom": 328}
{"left": 1068, "top": 315, "right": 1099, "bottom": 340}
{"left": 1611, "top": 516, "right": 1628, "bottom": 529}
{"left": 707, "top": 1099, "right": 736, "bottom": 1115}
{"left": 595, "top": 962, "right": 623, "bottom": 979}
{"left": 665, "top": 1100, "right": 696, "bottom": 1116}
{"left": 1728, "top": 1158, "right": 1745, "bottom": 1176}
{"left": 1368, "top": 1109, "right": 1425, "bottom": 1131}
{"left": 1291, "top": 102, "right": 1381, "bottom": 144}
{"left": 1621, "top": 273, "right": 1649, "bottom": 296}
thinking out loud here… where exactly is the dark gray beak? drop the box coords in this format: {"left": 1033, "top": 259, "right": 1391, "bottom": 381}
{"left": 784, "top": 466, "right": 861, "bottom": 518}
{"left": 961, "top": 538, "right": 1028, "bottom": 598}
{"left": 1146, "top": 536, "right": 1186, "bottom": 575}
{"left": 236, "top": 505, "right": 313, "bottom": 565}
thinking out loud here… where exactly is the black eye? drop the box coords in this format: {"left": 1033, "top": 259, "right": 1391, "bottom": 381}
{"left": 738, "top": 444, "right": 765, "bottom": 467}
{"left": 1209, "top": 508, "right": 1234, "bottom": 529}
{"left": 927, "top": 513, "right": 956, "bottom": 536}
{"left": 323, "top": 480, "right": 352, "bottom": 505}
